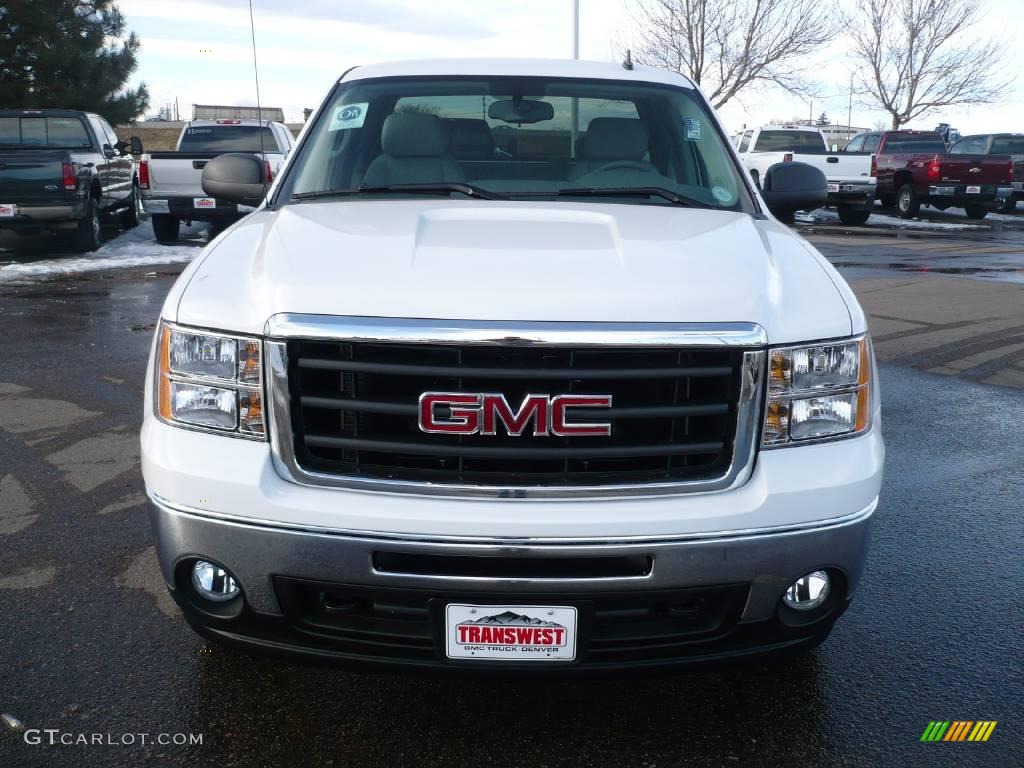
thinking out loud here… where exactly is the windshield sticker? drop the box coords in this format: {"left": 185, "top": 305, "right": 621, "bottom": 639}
{"left": 329, "top": 103, "right": 369, "bottom": 132}
{"left": 684, "top": 118, "right": 702, "bottom": 141}
{"left": 712, "top": 186, "right": 734, "bottom": 204}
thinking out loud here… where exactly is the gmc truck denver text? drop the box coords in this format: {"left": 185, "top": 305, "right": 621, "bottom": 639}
{"left": 142, "top": 59, "right": 884, "bottom": 671}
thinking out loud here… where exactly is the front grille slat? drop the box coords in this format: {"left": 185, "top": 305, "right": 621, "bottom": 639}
{"left": 299, "top": 395, "right": 730, "bottom": 420}
{"left": 304, "top": 435, "right": 724, "bottom": 459}
{"left": 297, "top": 357, "right": 733, "bottom": 379}
{"left": 286, "top": 337, "right": 749, "bottom": 488}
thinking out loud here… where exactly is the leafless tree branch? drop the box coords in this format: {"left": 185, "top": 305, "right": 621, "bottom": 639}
{"left": 848, "top": 0, "right": 1010, "bottom": 129}
{"left": 625, "top": 0, "right": 840, "bottom": 109}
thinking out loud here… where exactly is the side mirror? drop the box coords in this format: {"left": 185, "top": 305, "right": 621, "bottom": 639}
{"left": 760, "top": 161, "right": 827, "bottom": 218}
{"left": 130, "top": 136, "right": 143, "bottom": 155}
{"left": 201, "top": 153, "right": 269, "bottom": 207}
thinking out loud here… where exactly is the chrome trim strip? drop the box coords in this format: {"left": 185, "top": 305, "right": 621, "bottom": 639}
{"left": 264, "top": 314, "right": 769, "bottom": 348}
{"left": 148, "top": 491, "right": 877, "bottom": 546}
{"left": 265, "top": 321, "right": 766, "bottom": 498}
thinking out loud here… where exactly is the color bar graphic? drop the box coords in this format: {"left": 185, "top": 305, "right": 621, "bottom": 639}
{"left": 921, "top": 721, "right": 996, "bottom": 742}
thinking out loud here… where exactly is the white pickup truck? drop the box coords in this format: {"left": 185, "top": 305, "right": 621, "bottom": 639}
{"left": 734, "top": 125, "right": 876, "bottom": 225}
{"left": 139, "top": 119, "right": 294, "bottom": 242}
{"left": 141, "top": 58, "right": 883, "bottom": 672}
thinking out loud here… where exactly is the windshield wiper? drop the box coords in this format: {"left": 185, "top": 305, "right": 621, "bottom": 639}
{"left": 291, "top": 183, "right": 503, "bottom": 202}
{"left": 551, "top": 186, "right": 713, "bottom": 208}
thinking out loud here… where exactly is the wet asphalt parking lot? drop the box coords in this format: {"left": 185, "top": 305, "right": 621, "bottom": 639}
{"left": 1, "top": 218, "right": 1023, "bottom": 767}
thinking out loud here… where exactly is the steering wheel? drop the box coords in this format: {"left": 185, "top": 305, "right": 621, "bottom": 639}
{"left": 587, "top": 160, "right": 654, "bottom": 175}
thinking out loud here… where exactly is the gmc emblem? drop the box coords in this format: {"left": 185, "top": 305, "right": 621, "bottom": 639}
{"left": 418, "top": 392, "right": 613, "bottom": 437}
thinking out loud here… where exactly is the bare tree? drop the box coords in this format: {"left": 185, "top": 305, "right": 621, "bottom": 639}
{"left": 849, "top": 0, "right": 1009, "bottom": 129}
{"left": 626, "top": 0, "right": 840, "bottom": 109}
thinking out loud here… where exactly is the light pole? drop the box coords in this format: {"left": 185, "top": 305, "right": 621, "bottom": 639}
{"left": 570, "top": 0, "right": 580, "bottom": 157}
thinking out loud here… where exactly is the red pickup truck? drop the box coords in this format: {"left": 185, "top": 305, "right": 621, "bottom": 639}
{"left": 845, "top": 130, "right": 1014, "bottom": 219}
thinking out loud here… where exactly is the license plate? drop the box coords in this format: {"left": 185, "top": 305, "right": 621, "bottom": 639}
{"left": 0, "top": 204, "right": 17, "bottom": 217}
{"left": 966, "top": 186, "right": 981, "bottom": 194}
{"left": 827, "top": 183, "right": 840, "bottom": 193}
{"left": 193, "top": 197, "right": 216, "bottom": 209}
{"left": 445, "top": 604, "right": 577, "bottom": 661}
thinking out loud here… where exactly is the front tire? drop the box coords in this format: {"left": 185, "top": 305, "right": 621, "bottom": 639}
{"left": 964, "top": 205, "right": 989, "bottom": 220}
{"left": 120, "top": 183, "right": 142, "bottom": 229}
{"left": 997, "top": 197, "right": 1017, "bottom": 214}
{"left": 152, "top": 214, "right": 180, "bottom": 243}
{"left": 73, "top": 197, "right": 101, "bottom": 252}
{"left": 896, "top": 184, "right": 921, "bottom": 219}
{"left": 836, "top": 206, "right": 871, "bottom": 226}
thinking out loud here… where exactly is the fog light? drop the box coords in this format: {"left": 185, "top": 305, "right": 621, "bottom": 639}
{"left": 191, "top": 560, "right": 239, "bottom": 602}
{"left": 782, "top": 570, "right": 830, "bottom": 611}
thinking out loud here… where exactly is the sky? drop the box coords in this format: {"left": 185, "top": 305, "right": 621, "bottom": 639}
{"left": 120, "top": 0, "right": 1022, "bottom": 135}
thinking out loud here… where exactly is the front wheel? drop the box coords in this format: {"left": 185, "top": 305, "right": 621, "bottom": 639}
{"left": 120, "top": 183, "right": 142, "bottom": 229}
{"left": 964, "top": 205, "right": 989, "bottom": 220}
{"left": 896, "top": 184, "right": 921, "bottom": 219}
{"left": 836, "top": 206, "right": 871, "bottom": 226}
{"left": 997, "top": 197, "right": 1017, "bottom": 214}
{"left": 152, "top": 214, "right": 180, "bottom": 243}
{"left": 73, "top": 197, "right": 101, "bottom": 252}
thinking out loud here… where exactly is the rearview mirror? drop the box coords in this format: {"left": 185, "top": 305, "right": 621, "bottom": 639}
{"left": 487, "top": 99, "right": 554, "bottom": 124}
{"left": 130, "top": 136, "right": 143, "bottom": 155}
{"left": 759, "top": 162, "right": 827, "bottom": 218}
{"left": 201, "top": 153, "right": 269, "bottom": 207}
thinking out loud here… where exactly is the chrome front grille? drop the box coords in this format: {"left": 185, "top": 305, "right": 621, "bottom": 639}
{"left": 266, "top": 316, "right": 765, "bottom": 498}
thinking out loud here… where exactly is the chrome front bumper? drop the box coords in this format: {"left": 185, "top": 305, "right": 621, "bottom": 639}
{"left": 149, "top": 493, "right": 875, "bottom": 624}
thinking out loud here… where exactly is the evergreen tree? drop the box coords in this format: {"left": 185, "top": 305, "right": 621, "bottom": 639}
{"left": 816, "top": 112, "right": 830, "bottom": 126}
{"left": 0, "top": 1, "right": 148, "bottom": 124}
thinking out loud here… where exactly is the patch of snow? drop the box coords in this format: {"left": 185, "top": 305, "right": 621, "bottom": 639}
{"left": 0, "top": 223, "right": 204, "bottom": 283}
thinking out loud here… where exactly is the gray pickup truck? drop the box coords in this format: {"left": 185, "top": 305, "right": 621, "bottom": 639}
{"left": 0, "top": 109, "right": 144, "bottom": 251}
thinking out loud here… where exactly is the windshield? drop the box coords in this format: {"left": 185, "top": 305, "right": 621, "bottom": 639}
{"left": 0, "top": 116, "right": 91, "bottom": 148}
{"left": 284, "top": 76, "right": 749, "bottom": 210}
{"left": 752, "top": 130, "right": 826, "bottom": 152}
{"left": 883, "top": 136, "right": 947, "bottom": 154}
{"left": 179, "top": 125, "right": 278, "bottom": 152}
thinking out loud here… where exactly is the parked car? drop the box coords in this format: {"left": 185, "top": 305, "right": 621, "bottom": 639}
{"left": 0, "top": 109, "right": 143, "bottom": 251}
{"left": 949, "top": 133, "right": 1024, "bottom": 213}
{"left": 141, "top": 58, "right": 883, "bottom": 671}
{"left": 734, "top": 125, "right": 875, "bottom": 224}
{"left": 845, "top": 130, "right": 1013, "bottom": 219}
{"left": 140, "top": 118, "right": 295, "bottom": 242}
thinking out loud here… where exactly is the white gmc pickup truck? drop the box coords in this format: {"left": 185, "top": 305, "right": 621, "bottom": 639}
{"left": 141, "top": 58, "right": 884, "bottom": 671}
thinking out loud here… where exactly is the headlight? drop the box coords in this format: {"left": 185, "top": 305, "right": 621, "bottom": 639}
{"left": 155, "top": 322, "right": 265, "bottom": 439}
{"left": 763, "top": 336, "right": 872, "bottom": 447}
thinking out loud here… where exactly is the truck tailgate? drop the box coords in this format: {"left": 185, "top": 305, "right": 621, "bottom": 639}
{"left": 938, "top": 155, "right": 1012, "bottom": 185}
{"left": 145, "top": 154, "right": 212, "bottom": 196}
{"left": 0, "top": 150, "right": 67, "bottom": 203}
{"left": 793, "top": 152, "right": 872, "bottom": 180}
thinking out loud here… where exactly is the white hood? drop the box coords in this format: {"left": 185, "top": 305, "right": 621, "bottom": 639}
{"left": 171, "top": 200, "right": 855, "bottom": 344}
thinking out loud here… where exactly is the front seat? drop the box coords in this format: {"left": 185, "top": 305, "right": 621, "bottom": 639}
{"left": 362, "top": 112, "right": 465, "bottom": 186}
{"left": 570, "top": 117, "right": 656, "bottom": 180}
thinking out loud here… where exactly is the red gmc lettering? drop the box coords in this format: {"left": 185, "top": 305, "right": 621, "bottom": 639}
{"left": 551, "top": 394, "right": 613, "bottom": 436}
{"left": 420, "top": 392, "right": 612, "bottom": 436}
{"left": 419, "top": 393, "right": 481, "bottom": 433}
{"left": 481, "top": 394, "right": 549, "bottom": 436}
